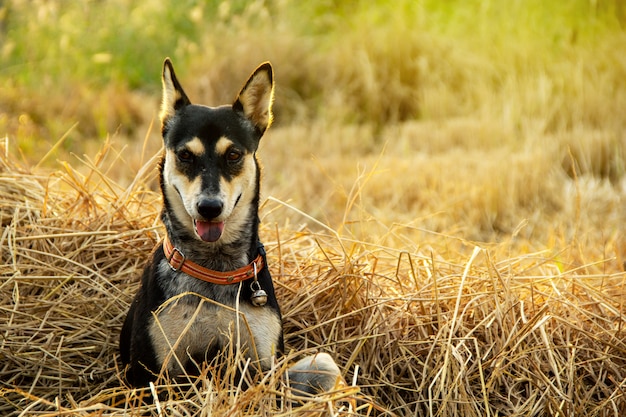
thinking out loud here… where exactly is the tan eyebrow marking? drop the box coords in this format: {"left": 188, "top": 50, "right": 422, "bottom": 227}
{"left": 185, "top": 137, "right": 205, "bottom": 156}
{"left": 215, "top": 136, "right": 234, "bottom": 155}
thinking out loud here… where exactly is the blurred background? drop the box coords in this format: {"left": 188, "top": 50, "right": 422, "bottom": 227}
{"left": 1, "top": 0, "right": 625, "bottom": 252}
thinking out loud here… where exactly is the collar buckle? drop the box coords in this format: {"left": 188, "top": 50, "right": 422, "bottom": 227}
{"left": 166, "top": 246, "right": 186, "bottom": 272}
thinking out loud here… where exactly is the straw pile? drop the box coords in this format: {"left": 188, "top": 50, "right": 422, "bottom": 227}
{"left": 1, "top": 140, "right": 625, "bottom": 416}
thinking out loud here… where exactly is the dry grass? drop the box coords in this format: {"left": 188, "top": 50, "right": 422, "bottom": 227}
{"left": 1, "top": 131, "right": 625, "bottom": 416}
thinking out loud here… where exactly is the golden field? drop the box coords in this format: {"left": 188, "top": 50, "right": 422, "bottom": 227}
{"left": 1, "top": 1, "right": 625, "bottom": 415}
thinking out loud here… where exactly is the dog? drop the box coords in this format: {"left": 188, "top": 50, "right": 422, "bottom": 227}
{"left": 119, "top": 58, "right": 340, "bottom": 397}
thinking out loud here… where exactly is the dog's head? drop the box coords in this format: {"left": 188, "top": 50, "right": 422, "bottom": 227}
{"left": 159, "top": 58, "right": 274, "bottom": 244}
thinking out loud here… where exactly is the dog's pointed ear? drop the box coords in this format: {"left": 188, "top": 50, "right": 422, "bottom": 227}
{"left": 233, "top": 62, "right": 274, "bottom": 134}
{"left": 160, "top": 58, "right": 191, "bottom": 130}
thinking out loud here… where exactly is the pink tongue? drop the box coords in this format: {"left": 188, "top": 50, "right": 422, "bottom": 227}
{"left": 195, "top": 220, "right": 224, "bottom": 242}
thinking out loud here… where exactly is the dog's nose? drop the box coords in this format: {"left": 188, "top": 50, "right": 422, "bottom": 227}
{"left": 197, "top": 198, "right": 223, "bottom": 220}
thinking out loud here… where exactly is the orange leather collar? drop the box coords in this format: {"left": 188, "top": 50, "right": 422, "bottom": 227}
{"left": 162, "top": 237, "right": 264, "bottom": 285}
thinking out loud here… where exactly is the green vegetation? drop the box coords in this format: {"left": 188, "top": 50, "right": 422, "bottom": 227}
{"left": 2, "top": 1, "right": 625, "bottom": 135}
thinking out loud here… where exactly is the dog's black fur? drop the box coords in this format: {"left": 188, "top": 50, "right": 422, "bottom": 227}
{"left": 119, "top": 59, "right": 339, "bottom": 395}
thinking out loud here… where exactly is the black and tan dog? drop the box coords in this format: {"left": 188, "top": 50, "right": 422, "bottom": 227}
{"left": 119, "top": 59, "right": 340, "bottom": 395}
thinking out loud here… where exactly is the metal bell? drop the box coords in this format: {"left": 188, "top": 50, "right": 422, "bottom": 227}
{"left": 250, "top": 265, "right": 267, "bottom": 306}
{"left": 251, "top": 288, "right": 268, "bottom": 306}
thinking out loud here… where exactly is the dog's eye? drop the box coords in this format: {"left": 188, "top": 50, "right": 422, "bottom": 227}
{"left": 177, "top": 150, "right": 193, "bottom": 162}
{"left": 226, "top": 150, "right": 242, "bottom": 162}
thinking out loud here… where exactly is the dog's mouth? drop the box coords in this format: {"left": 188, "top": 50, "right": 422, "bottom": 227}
{"left": 194, "top": 219, "right": 225, "bottom": 243}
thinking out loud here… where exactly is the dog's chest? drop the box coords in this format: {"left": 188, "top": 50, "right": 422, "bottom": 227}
{"left": 150, "top": 260, "right": 282, "bottom": 375}
{"left": 149, "top": 295, "right": 282, "bottom": 374}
